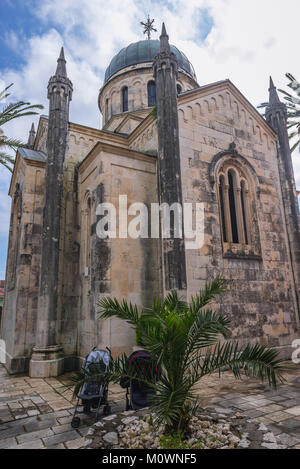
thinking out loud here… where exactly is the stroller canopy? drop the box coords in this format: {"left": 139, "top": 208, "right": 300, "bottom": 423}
{"left": 81, "top": 349, "right": 111, "bottom": 397}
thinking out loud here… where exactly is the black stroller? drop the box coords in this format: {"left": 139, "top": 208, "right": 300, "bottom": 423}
{"left": 71, "top": 347, "right": 112, "bottom": 428}
{"left": 120, "top": 350, "right": 158, "bottom": 411}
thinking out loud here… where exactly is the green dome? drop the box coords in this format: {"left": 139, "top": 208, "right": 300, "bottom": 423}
{"left": 104, "top": 39, "right": 196, "bottom": 84}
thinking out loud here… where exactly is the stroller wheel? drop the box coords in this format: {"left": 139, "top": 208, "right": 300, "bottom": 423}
{"left": 103, "top": 405, "right": 111, "bottom": 416}
{"left": 71, "top": 417, "right": 81, "bottom": 429}
{"left": 125, "top": 396, "right": 131, "bottom": 411}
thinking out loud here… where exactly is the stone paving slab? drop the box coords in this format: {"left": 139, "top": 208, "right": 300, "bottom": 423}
{"left": 0, "top": 363, "right": 299, "bottom": 449}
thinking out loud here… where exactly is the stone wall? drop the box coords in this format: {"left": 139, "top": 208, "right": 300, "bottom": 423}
{"left": 99, "top": 63, "right": 197, "bottom": 125}
{"left": 1, "top": 156, "right": 45, "bottom": 372}
{"left": 77, "top": 144, "right": 159, "bottom": 359}
{"left": 178, "top": 81, "right": 299, "bottom": 356}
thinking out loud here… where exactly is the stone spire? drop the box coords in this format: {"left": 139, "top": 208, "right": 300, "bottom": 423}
{"left": 27, "top": 123, "right": 36, "bottom": 149}
{"left": 159, "top": 22, "right": 170, "bottom": 53}
{"left": 55, "top": 47, "right": 67, "bottom": 77}
{"left": 30, "top": 49, "right": 73, "bottom": 378}
{"left": 153, "top": 23, "right": 187, "bottom": 294}
{"left": 266, "top": 77, "right": 300, "bottom": 320}
{"left": 268, "top": 76, "right": 281, "bottom": 105}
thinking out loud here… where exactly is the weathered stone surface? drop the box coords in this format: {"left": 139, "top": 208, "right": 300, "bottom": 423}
{"left": 103, "top": 431, "right": 119, "bottom": 445}
{"left": 2, "top": 31, "right": 300, "bottom": 374}
{"left": 153, "top": 24, "right": 187, "bottom": 293}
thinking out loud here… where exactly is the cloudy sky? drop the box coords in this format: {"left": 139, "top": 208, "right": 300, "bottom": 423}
{"left": 0, "top": 0, "right": 300, "bottom": 279}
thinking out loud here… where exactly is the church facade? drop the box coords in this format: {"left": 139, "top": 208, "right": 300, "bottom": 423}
{"left": 1, "top": 24, "right": 300, "bottom": 377}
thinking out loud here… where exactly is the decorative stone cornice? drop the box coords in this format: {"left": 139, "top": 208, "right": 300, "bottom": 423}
{"left": 77, "top": 141, "right": 156, "bottom": 174}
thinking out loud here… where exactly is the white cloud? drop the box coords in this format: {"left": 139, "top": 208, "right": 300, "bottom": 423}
{"left": 1, "top": 0, "right": 300, "bottom": 274}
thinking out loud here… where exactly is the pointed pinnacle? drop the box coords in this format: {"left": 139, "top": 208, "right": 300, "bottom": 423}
{"left": 59, "top": 47, "right": 65, "bottom": 61}
{"left": 269, "top": 76, "right": 281, "bottom": 105}
{"left": 27, "top": 122, "right": 36, "bottom": 148}
{"left": 161, "top": 22, "right": 167, "bottom": 36}
{"left": 55, "top": 47, "right": 67, "bottom": 77}
{"left": 160, "top": 22, "right": 170, "bottom": 53}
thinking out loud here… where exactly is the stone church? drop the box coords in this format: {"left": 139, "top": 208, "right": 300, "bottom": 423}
{"left": 1, "top": 23, "right": 300, "bottom": 377}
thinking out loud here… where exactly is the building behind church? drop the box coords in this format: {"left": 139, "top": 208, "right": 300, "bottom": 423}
{"left": 1, "top": 24, "right": 300, "bottom": 377}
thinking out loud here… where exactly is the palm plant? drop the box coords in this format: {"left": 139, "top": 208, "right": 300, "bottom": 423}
{"left": 0, "top": 83, "right": 43, "bottom": 172}
{"left": 258, "top": 73, "right": 300, "bottom": 153}
{"left": 72, "top": 278, "right": 285, "bottom": 434}
{"left": 278, "top": 74, "right": 300, "bottom": 153}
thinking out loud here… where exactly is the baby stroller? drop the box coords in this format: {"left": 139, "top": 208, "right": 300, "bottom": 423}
{"left": 71, "top": 347, "right": 112, "bottom": 428}
{"left": 120, "top": 350, "right": 158, "bottom": 411}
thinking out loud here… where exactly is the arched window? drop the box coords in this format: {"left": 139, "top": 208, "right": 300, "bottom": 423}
{"left": 122, "top": 86, "right": 128, "bottom": 112}
{"left": 218, "top": 168, "right": 250, "bottom": 246}
{"left": 240, "top": 180, "right": 249, "bottom": 245}
{"left": 177, "top": 84, "right": 182, "bottom": 95}
{"left": 219, "top": 175, "right": 227, "bottom": 243}
{"left": 147, "top": 81, "right": 156, "bottom": 107}
{"left": 228, "top": 170, "right": 239, "bottom": 244}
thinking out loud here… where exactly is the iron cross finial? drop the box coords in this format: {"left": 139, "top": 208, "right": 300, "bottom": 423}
{"left": 140, "top": 15, "right": 157, "bottom": 40}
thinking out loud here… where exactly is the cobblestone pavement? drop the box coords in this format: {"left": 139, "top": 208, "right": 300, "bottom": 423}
{"left": 0, "top": 363, "right": 300, "bottom": 449}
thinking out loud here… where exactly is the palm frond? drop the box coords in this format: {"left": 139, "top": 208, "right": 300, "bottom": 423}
{"left": 189, "top": 277, "right": 226, "bottom": 314}
{"left": 97, "top": 296, "right": 140, "bottom": 326}
{"left": 0, "top": 137, "right": 25, "bottom": 149}
{"left": 197, "top": 342, "right": 285, "bottom": 389}
{"left": 0, "top": 83, "right": 13, "bottom": 102}
{"left": 80, "top": 278, "right": 286, "bottom": 433}
{"left": 0, "top": 152, "right": 14, "bottom": 172}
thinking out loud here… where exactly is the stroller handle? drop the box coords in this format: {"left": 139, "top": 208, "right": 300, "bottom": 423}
{"left": 91, "top": 346, "right": 111, "bottom": 356}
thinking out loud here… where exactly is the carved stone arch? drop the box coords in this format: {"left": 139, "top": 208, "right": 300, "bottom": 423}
{"left": 203, "top": 99, "right": 211, "bottom": 113}
{"left": 178, "top": 108, "right": 186, "bottom": 121}
{"left": 225, "top": 92, "right": 232, "bottom": 108}
{"left": 79, "top": 136, "right": 86, "bottom": 148}
{"left": 209, "top": 143, "right": 259, "bottom": 191}
{"left": 69, "top": 133, "right": 77, "bottom": 145}
{"left": 225, "top": 165, "right": 240, "bottom": 188}
{"left": 270, "top": 139, "right": 276, "bottom": 152}
{"left": 212, "top": 145, "right": 262, "bottom": 258}
{"left": 240, "top": 176, "right": 249, "bottom": 191}
{"left": 83, "top": 189, "right": 92, "bottom": 207}
{"left": 233, "top": 100, "right": 240, "bottom": 117}
{"left": 262, "top": 133, "right": 268, "bottom": 149}
{"left": 211, "top": 97, "right": 218, "bottom": 111}
{"left": 187, "top": 105, "right": 194, "bottom": 120}
{"left": 218, "top": 94, "right": 225, "bottom": 108}
{"left": 176, "top": 79, "right": 184, "bottom": 92}
{"left": 241, "top": 109, "right": 247, "bottom": 125}
{"left": 255, "top": 125, "right": 262, "bottom": 142}
{"left": 108, "top": 86, "right": 118, "bottom": 100}
{"left": 195, "top": 102, "right": 202, "bottom": 117}
{"left": 248, "top": 117, "right": 255, "bottom": 134}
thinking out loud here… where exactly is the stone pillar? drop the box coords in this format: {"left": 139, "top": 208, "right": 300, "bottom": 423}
{"left": 153, "top": 23, "right": 187, "bottom": 294}
{"left": 266, "top": 77, "right": 300, "bottom": 322}
{"left": 27, "top": 123, "right": 36, "bottom": 149}
{"left": 30, "top": 48, "right": 73, "bottom": 377}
